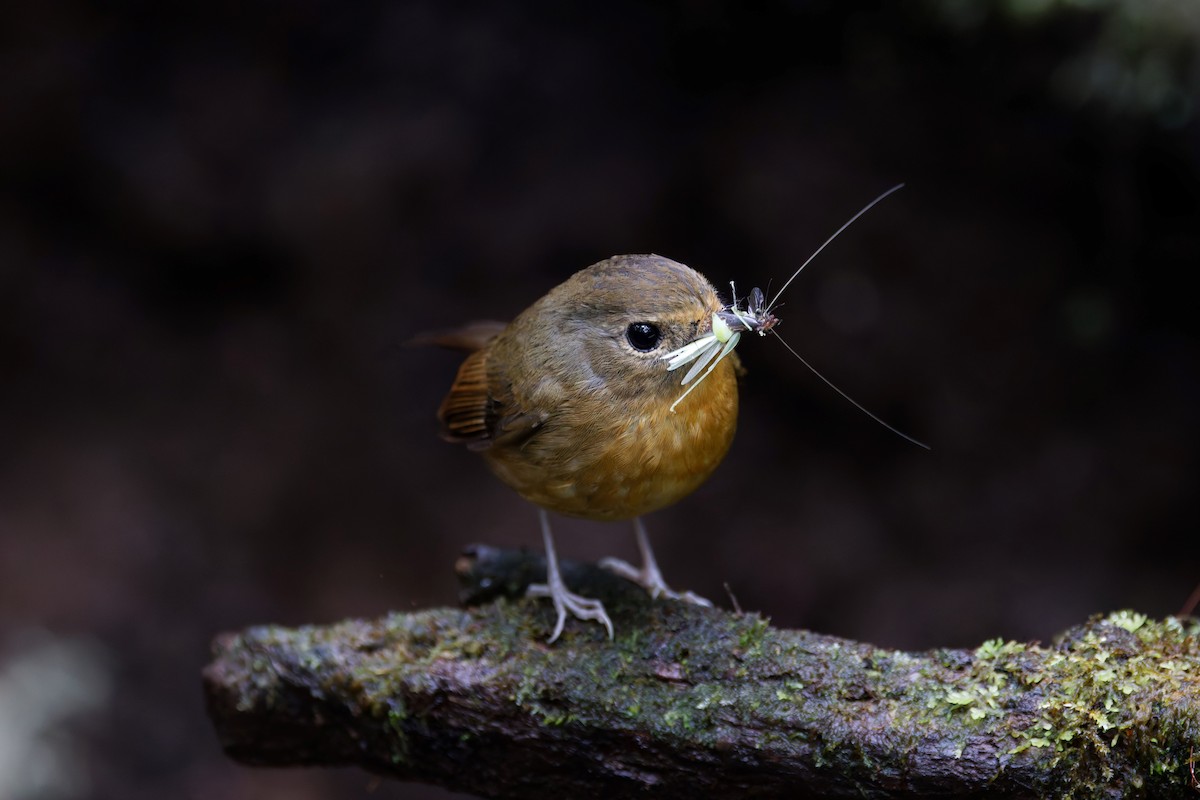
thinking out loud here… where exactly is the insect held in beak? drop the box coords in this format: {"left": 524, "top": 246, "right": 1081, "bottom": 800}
{"left": 661, "top": 183, "right": 929, "bottom": 449}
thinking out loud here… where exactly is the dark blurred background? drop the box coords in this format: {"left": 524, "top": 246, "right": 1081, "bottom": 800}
{"left": 2, "top": 1, "right": 1197, "bottom": 798}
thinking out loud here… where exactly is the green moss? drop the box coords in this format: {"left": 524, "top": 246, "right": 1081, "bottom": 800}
{"left": 736, "top": 615, "right": 771, "bottom": 654}
{"left": 379, "top": 699, "right": 410, "bottom": 764}
{"left": 1005, "top": 612, "right": 1199, "bottom": 796}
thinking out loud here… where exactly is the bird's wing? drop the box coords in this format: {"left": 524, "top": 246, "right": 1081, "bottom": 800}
{"left": 438, "top": 346, "right": 547, "bottom": 451}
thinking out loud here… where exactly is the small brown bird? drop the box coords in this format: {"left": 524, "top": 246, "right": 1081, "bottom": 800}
{"left": 437, "top": 254, "right": 763, "bottom": 641}
{"left": 433, "top": 189, "right": 917, "bottom": 641}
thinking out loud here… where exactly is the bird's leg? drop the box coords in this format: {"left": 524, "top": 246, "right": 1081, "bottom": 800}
{"left": 600, "top": 518, "right": 712, "bottom": 607}
{"left": 526, "top": 509, "right": 614, "bottom": 642}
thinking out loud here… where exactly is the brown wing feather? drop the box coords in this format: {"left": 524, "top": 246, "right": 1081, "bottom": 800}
{"left": 438, "top": 342, "right": 549, "bottom": 452}
{"left": 438, "top": 348, "right": 495, "bottom": 448}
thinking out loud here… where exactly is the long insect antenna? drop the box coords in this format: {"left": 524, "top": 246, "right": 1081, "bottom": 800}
{"left": 766, "top": 183, "right": 905, "bottom": 311}
{"left": 770, "top": 329, "right": 930, "bottom": 450}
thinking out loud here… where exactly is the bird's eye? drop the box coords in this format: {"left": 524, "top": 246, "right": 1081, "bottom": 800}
{"left": 625, "top": 322, "right": 662, "bottom": 352}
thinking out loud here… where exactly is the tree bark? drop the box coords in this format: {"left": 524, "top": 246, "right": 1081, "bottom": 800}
{"left": 203, "top": 545, "right": 1200, "bottom": 799}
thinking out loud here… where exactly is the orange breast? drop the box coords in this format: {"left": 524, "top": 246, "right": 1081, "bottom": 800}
{"left": 483, "top": 359, "right": 739, "bottom": 520}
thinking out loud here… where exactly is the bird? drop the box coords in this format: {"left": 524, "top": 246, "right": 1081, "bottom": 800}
{"left": 436, "top": 254, "right": 747, "bottom": 642}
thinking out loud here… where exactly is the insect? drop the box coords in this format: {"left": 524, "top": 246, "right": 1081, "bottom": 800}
{"left": 662, "top": 183, "right": 929, "bottom": 449}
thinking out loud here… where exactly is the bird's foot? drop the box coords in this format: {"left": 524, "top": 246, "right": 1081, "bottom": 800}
{"left": 526, "top": 581, "right": 614, "bottom": 643}
{"left": 599, "top": 555, "right": 712, "bottom": 607}
{"left": 529, "top": 509, "right": 614, "bottom": 643}
{"left": 599, "top": 517, "right": 713, "bottom": 607}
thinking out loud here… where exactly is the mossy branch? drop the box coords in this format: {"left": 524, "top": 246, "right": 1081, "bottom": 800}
{"left": 203, "top": 546, "right": 1200, "bottom": 799}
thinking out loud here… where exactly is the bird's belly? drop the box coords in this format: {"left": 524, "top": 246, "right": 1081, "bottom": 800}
{"left": 484, "top": 368, "right": 738, "bottom": 520}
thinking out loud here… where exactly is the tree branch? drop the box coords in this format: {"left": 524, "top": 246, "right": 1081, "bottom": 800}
{"left": 203, "top": 546, "right": 1200, "bottom": 799}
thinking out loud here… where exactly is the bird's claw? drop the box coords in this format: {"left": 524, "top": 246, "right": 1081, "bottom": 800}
{"left": 526, "top": 582, "right": 614, "bottom": 643}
